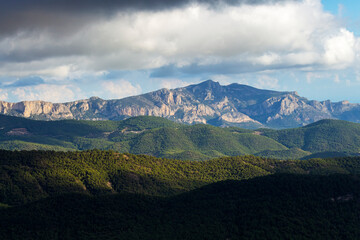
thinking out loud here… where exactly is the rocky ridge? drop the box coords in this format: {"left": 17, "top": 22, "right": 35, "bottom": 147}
{"left": 1, "top": 80, "right": 359, "bottom": 128}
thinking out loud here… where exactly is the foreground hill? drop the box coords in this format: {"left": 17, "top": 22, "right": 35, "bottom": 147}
{"left": 1, "top": 80, "right": 360, "bottom": 128}
{"left": 1, "top": 174, "right": 360, "bottom": 239}
{"left": 2, "top": 149, "right": 360, "bottom": 206}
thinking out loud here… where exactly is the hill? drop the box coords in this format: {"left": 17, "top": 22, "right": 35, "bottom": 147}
{"left": 0, "top": 115, "right": 290, "bottom": 160}
{"left": 1, "top": 80, "right": 360, "bottom": 128}
{"left": 2, "top": 149, "right": 360, "bottom": 206}
{"left": 2, "top": 115, "right": 360, "bottom": 159}
{"left": 1, "top": 174, "right": 360, "bottom": 239}
{"left": 262, "top": 119, "right": 360, "bottom": 154}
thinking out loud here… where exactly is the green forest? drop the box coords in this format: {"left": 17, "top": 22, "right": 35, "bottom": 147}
{"left": 2, "top": 149, "right": 360, "bottom": 206}
{"left": 1, "top": 160, "right": 360, "bottom": 239}
{"left": 0, "top": 148, "right": 359, "bottom": 238}
{"left": 2, "top": 115, "right": 360, "bottom": 239}
{"left": 1, "top": 114, "right": 360, "bottom": 160}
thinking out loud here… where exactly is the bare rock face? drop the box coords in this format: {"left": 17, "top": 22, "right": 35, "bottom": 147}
{"left": 0, "top": 80, "right": 360, "bottom": 128}
{"left": 220, "top": 112, "right": 261, "bottom": 124}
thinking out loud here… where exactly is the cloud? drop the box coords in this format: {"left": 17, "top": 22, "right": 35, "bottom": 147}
{"left": 100, "top": 80, "right": 142, "bottom": 99}
{"left": 253, "top": 53, "right": 281, "bottom": 65}
{"left": 0, "top": 0, "right": 359, "bottom": 81}
{"left": 11, "top": 84, "right": 81, "bottom": 102}
{"left": 0, "top": 0, "right": 300, "bottom": 36}
{"left": 6, "top": 76, "right": 45, "bottom": 87}
{"left": 158, "top": 78, "right": 194, "bottom": 89}
{"left": 306, "top": 72, "right": 325, "bottom": 84}
{"left": 323, "top": 29, "right": 356, "bottom": 68}
{"left": 254, "top": 75, "right": 279, "bottom": 89}
{"left": 0, "top": 77, "right": 142, "bottom": 102}
{"left": 0, "top": 90, "right": 8, "bottom": 101}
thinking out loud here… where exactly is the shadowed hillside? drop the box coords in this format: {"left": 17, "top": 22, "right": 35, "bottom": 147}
{"left": 1, "top": 174, "right": 360, "bottom": 239}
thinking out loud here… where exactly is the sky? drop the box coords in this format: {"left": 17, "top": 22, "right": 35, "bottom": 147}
{"left": 0, "top": 0, "right": 360, "bottom": 103}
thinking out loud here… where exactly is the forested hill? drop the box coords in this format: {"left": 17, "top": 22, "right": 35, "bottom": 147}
{"left": 1, "top": 115, "right": 360, "bottom": 160}
{"left": 2, "top": 149, "right": 360, "bottom": 239}
{"left": 261, "top": 119, "right": 360, "bottom": 156}
{"left": 1, "top": 173, "right": 360, "bottom": 239}
{"left": 2, "top": 149, "right": 360, "bottom": 206}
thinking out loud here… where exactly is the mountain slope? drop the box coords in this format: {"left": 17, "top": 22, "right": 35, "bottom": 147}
{"left": 1, "top": 80, "right": 360, "bottom": 128}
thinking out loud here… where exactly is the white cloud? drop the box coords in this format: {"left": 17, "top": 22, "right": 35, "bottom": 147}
{"left": 0, "top": 90, "right": 8, "bottom": 101}
{"left": 323, "top": 29, "right": 356, "bottom": 68}
{"left": 0, "top": 58, "right": 81, "bottom": 78}
{"left": 254, "top": 75, "right": 279, "bottom": 89}
{"left": 253, "top": 53, "right": 281, "bottom": 65}
{"left": 11, "top": 84, "right": 82, "bottom": 102}
{"left": 158, "top": 79, "right": 193, "bottom": 89}
{"left": 100, "top": 80, "right": 141, "bottom": 99}
{"left": 306, "top": 72, "right": 325, "bottom": 84}
{"left": 0, "top": 0, "right": 359, "bottom": 80}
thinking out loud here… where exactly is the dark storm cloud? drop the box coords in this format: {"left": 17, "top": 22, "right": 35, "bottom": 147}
{"left": 0, "top": 0, "right": 299, "bottom": 35}
{"left": 2, "top": 0, "right": 298, "bottom": 12}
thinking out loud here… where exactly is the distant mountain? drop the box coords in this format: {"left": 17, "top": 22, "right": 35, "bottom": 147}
{"left": 2, "top": 115, "right": 360, "bottom": 160}
{"left": 1, "top": 80, "right": 360, "bottom": 128}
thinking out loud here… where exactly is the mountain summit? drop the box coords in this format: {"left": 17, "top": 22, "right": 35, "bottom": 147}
{"left": 0, "top": 80, "right": 359, "bottom": 128}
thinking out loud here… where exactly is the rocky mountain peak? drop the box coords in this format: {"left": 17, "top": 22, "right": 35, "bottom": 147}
{"left": 186, "top": 80, "right": 221, "bottom": 92}
{"left": 89, "top": 96, "right": 102, "bottom": 101}
{"left": 197, "top": 79, "right": 221, "bottom": 88}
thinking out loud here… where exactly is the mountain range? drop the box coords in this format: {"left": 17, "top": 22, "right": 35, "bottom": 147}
{"left": 1, "top": 80, "right": 360, "bottom": 128}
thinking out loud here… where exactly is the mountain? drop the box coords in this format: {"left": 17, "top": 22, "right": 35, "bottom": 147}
{"left": 1, "top": 80, "right": 360, "bottom": 128}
